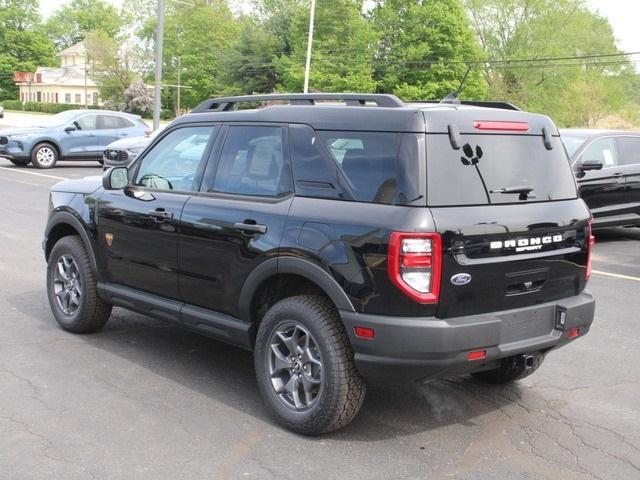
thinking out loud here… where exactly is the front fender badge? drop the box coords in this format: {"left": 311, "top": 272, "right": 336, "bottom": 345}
{"left": 105, "top": 233, "right": 113, "bottom": 246}
{"left": 450, "top": 273, "right": 471, "bottom": 286}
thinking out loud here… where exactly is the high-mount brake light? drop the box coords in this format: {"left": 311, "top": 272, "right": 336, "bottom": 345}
{"left": 586, "top": 220, "right": 596, "bottom": 280}
{"left": 473, "top": 121, "right": 530, "bottom": 132}
{"left": 388, "top": 232, "right": 442, "bottom": 304}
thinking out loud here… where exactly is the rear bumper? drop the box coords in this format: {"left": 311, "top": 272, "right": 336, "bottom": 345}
{"left": 340, "top": 291, "right": 595, "bottom": 383}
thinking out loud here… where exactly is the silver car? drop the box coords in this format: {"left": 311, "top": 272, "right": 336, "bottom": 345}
{"left": 102, "top": 134, "right": 153, "bottom": 170}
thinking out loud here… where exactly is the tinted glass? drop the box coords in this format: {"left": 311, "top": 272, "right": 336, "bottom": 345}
{"left": 98, "top": 115, "right": 124, "bottom": 129}
{"left": 580, "top": 137, "right": 620, "bottom": 167}
{"left": 75, "top": 115, "right": 97, "bottom": 130}
{"left": 561, "top": 135, "right": 588, "bottom": 158}
{"left": 212, "top": 126, "right": 291, "bottom": 197}
{"left": 133, "top": 126, "right": 215, "bottom": 191}
{"left": 427, "top": 134, "right": 576, "bottom": 206}
{"left": 616, "top": 136, "right": 640, "bottom": 166}
{"left": 289, "top": 125, "right": 422, "bottom": 205}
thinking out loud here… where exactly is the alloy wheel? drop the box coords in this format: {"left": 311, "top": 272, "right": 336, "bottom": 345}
{"left": 36, "top": 147, "right": 55, "bottom": 166}
{"left": 52, "top": 255, "right": 82, "bottom": 316}
{"left": 268, "top": 322, "right": 323, "bottom": 411}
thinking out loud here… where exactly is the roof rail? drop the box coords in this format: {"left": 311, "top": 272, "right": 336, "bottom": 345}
{"left": 191, "top": 93, "right": 406, "bottom": 113}
{"left": 417, "top": 100, "right": 521, "bottom": 111}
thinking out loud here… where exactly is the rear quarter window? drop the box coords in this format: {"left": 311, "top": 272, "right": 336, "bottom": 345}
{"left": 290, "top": 124, "right": 423, "bottom": 206}
{"left": 427, "top": 134, "right": 577, "bottom": 206}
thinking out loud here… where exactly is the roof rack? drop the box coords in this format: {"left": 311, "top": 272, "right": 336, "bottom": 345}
{"left": 191, "top": 93, "right": 406, "bottom": 113}
{"left": 416, "top": 100, "right": 521, "bottom": 111}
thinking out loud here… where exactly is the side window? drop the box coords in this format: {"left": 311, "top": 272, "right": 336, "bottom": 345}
{"left": 211, "top": 126, "right": 291, "bottom": 197}
{"left": 74, "top": 115, "right": 97, "bottom": 130}
{"left": 616, "top": 137, "right": 640, "bottom": 166}
{"left": 117, "top": 117, "right": 135, "bottom": 128}
{"left": 98, "top": 115, "right": 124, "bottom": 130}
{"left": 133, "top": 126, "right": 216, "bottom": 192}
{"left": 289, "top": 124, "right": 344, "bottom": 200}
{"left": 580, "top": 138, "right": 620, "bottom": 168}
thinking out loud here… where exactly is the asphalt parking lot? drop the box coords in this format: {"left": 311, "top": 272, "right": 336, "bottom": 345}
{"left": 0, "top": 159, "right": 639, "bottom": 480}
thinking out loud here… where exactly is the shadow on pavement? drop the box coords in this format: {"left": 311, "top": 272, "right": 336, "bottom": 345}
{"left": 9, "top": 291, "right": 518, "bottom": 441}
{"left": 592, "top": 226, "right": 640, "bottom": 243}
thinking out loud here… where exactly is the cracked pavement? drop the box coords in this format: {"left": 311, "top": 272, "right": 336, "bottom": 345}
{"left": 0, "top": 160, "right": 639, "bottom": 480}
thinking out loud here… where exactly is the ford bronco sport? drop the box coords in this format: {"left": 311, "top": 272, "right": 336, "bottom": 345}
{"left": 43, "top": 94, "right": 595, "bottom": 435}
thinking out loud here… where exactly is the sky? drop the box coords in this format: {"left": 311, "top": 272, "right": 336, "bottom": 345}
{"left": 39, "top": 0, "right": 640, "bottom": 54}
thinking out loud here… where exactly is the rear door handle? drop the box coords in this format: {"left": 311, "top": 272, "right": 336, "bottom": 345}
{"left": 149, "top": 209, "right": 173, "bottom": 222}
{"left": 612, "top": 172, "right": 624, "bottom": 177}
{"left": 233, "top": 222, "right": 267, "bottom": 234}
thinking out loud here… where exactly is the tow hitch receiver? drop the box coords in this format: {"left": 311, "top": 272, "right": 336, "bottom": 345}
{"left": 521, "top": 354, "right": 535, "bottom": 371}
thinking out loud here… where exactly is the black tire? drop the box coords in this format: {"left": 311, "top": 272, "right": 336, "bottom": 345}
{"left": 254, "top": 295, "right": 366, "bottom": 435}
{"left": 471, "top": 352, "right": 545, "bottom": 384}
{"left": 8, "top": 159, "right": 30, "bottom": 167}
{"left": 46, "top": 235, "right": 112, "bottom": 333}
{"left": 31, "top": 142, "right": 58, "bottom": 169}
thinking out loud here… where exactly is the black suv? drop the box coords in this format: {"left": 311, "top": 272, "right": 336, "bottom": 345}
{"left": 43, "top": 94, "right": 595, "bottom": 434}
{"left": 561, "top": 129, "right": 640, "bottom": 228}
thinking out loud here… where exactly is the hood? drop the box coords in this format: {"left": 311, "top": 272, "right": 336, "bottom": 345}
{"left": 106, "top": 135, "right": 153, "bottom": 150}
{"left": 51, "top": 176, "right": 103, "bottom": 194}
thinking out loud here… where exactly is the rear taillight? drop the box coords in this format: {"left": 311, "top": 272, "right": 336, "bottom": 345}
{"left": 388, "top": 232, "right": 442, "bottom": 304}
{"left": 585, "top": 220, "right": 595, "bottom": 280}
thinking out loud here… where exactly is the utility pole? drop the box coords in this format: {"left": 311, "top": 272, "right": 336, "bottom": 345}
{"left": 84, "top": 37, "right": 88, "bottom": 109}
{"left": 303, "top": 0, "right": 316, "bottom": 93}
{"left": 177, "top": 56, "right": 181, "bottom": 116}
{"left": 153, "top": 0, "right": 166, "bottom": 130}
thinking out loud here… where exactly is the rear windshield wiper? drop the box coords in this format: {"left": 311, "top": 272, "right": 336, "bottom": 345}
{"left": 490, "top": 185, "right": 534, "bottom": 200}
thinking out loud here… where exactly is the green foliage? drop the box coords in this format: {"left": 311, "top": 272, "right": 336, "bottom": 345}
{"left": 275, "top": 0, "right": 377, "bottom": 92}
{"left": 221, "top": 16, "right": 283, "bottom": 95}
{"left": 372, "top": 0, "right": 486, "bottom": 100}
{"left": 2, "top": 100, "right": 103, "bottom": 113}
{"left": 465, "top": 0, "right": 632, "bottom": 126}
{"left": 45, "top": 0, "right": 123, "bottom": 51}
{"left": 142, "top": 0, "right": 240, "bottom": 110}
{"left": 0, "top": 0, "right": 56, "bottom": 99}
{"left": 86, "top": 31, "right": 136, "bottom": 106}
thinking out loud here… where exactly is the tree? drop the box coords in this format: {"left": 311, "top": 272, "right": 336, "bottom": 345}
{"left": 120, "top": 82, "right": 153, "bottom": 116}
{"left": 221, "top": 16, "right": 283, "bottom": 95}
{"left": 0, "top": 0, "right": 56, "bottom": 99}
{"left": 140, "top": 0, "right": 240, "bottom": 111}
{"left": 86, "top": 31, "right": 136, "bottom": 105}
{"left": 46, "top": 0, "right": 122, "bottom": 51}
{"left": 464, "top": 0, "right": 631, "bottom": 126}
{"left": 372, "top": 0, "right": 486, "bottom": 100}
{"left": 275, "top": 0, "right": 377, "bottom": 92}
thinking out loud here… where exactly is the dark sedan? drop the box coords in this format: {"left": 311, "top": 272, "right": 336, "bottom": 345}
{"left": 561, "top": 129, "right": 640, "bottom": 228}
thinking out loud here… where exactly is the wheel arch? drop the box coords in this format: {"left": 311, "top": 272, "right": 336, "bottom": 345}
{"left": 239, "top": 257, "right": 355, "bottom": 325}
{"left": 32, "top": 139, "right": 62, "bottom": 159}
{"left": 45, "top": 211, "right": 99, "bottom": 276}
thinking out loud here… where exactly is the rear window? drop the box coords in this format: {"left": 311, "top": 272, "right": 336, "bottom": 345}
{"left": 427, "top": 134, "right": 577, "bottom": 206}
{"left": 289, "top": 125, "right": 423, "bottom": 205}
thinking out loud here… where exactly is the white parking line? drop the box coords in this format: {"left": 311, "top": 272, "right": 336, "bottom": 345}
{"left": 592, "top": 270, "right": 640, "bottom": 282}
{"left": 0, "top": 166, "right": 65, "bottom": 180}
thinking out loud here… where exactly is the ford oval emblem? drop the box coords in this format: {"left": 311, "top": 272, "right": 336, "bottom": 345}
{"left": 451, "top": 273, "right": 472, "bottom": 286}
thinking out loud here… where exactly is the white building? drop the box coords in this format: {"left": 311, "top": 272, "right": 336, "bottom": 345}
{"left": 15, "top": 42, "right": 101, "bottom": 106}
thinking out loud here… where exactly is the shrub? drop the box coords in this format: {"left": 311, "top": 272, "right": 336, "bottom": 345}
{"left": 0, "top": 101, "right": 104, "bottom": 113}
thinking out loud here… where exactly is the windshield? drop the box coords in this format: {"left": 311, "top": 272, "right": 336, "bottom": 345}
{"left": 35, "top": 110, "right": 83, "bottom": 128}
{"left": 427, "top": 134, "right": 577, "bottom": 206}
{"left": 561, "top": 135, "right": 589, "bottom": 158}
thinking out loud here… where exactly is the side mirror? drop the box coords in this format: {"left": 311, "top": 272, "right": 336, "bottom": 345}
{"left": 64, "top": 125, "right": 76, "bottom": 133}
{"left": 103, "top": 167, "right": 128, "bottom": 190}
{"left": 579, "top": 159, "right": 604, "bottom": 171}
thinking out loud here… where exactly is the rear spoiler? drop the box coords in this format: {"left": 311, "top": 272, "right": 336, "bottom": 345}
{"left": 416, "top": 100, "right": 521, "bottom": 111}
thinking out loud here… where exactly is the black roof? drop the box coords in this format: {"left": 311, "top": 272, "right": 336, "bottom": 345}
{"left": 173, "top": 94, "right": 558, "bottom": 135}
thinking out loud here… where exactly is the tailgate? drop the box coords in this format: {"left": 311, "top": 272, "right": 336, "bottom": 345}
{"left": 431, "top": 200, "right": 591, "bottom": 319}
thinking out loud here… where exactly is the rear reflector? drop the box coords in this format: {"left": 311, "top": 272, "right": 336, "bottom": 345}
{"left": 568, "top": 327, "right": 580, "bottom": 339}
{"left": 473, "top": 121, "right": 530, "bottom": 132}
{"left": 354, "top": 326, "right": 375, "bottom": 339}
{"left": 586, "top": 220, "right": 595, "bottom": 280}
{"left": 467, "top": 350, "right": 487, "bottom": 361}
